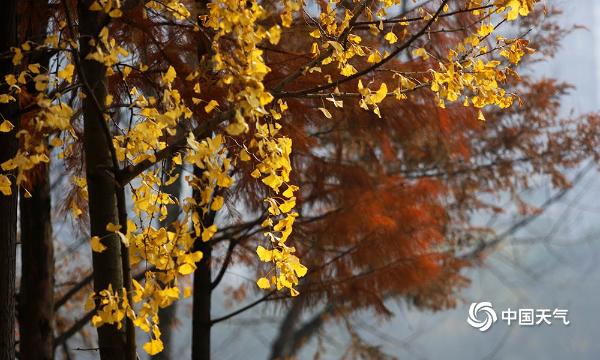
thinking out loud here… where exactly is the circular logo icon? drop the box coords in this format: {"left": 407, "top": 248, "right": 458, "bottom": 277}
{"left": 467, "top": 302, "right": 497, "bottom": 332}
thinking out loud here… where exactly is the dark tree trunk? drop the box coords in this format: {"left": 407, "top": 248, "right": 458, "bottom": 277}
{"left": 0, "top": 0, "right": 19, "bottom": 358}
{"left": 17, "top": 1, "right": 54, "bottom": 358}
{"left": 191, "top": 167, "right": 214, "bottom": 360}
{"left": 153, "top": 161, "right": 182, "bottom": 360}
{"left": 189, "top": 1, "right": 213, "bottom": 356}
{"left": 192, "top": 240, "right": 212, "bottom": 360}
{"left": 77, "top": 1, "right": 126, "bottom": 358}
{"left": 19, "top": 167, "right": 54, "bottom": 360}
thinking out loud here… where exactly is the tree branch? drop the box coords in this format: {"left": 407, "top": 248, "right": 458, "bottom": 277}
{"left": 273, "top": 0, "right": 449, "bottom": 99}
{"left": 210, "top": 290, "right": 276, "bottom": 325}
{"left": 116, "top": 110, "right": 233, "bottom": 186}
{"left": 210, "top": 240, "right": 236, "bottom": 290}
{"left": 54, "top": 273, "right": 93, "bottom": 311}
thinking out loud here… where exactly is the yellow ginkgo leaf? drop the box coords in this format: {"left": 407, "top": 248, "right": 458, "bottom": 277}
{"left": 370, "top": 83, "right": 388, "bottom": 104}
{"left": 0, "top": 95, "right": 15, "bottom": 104}
{"left": 340, "top": 64, "right": 357, "bottom": 77}
{"left": 256, "top": 277, "right": 270, "bottom": 289}
{"left": 0, "top": 120, "right": 14, "bottom": 132}
{"left": 282, "top": 185, "right": 298, "bottom": 198}
{"left": 90, "top": 236, "right": 107, "bottom": 253}
{"left": 162, "top": 66, "right": 176, "bottom": 84}
{"left": 506, "top": 0, "right": 529, "bottom": 21}
{"left": 348, "top": 34, "right": 361, "bottom": 44}
{"left": 5, "top": 74, "right": 17, "bottom": 86}
{"left": 109, "top": 9, "right": 123, "bottom": 18}
{"left": 318, "top": 107, "right": 332, "bottom": 119}
{"left": 367, "top": 51, "right": 382, "bottom": 63}
{"left": 0, "top": 175, "right": 12, "bottom": 195}
{"left": 204, "top": 100, "right": 219, "bottom": 113}
{"left": 178, "top": 263, "right": 195, "bottom": 275}
{"left": 106, "top": 222, "right": 121, "bottom": 232}
{"left": 28, "top": 63, "right": 41, "bottom": 74}
{"left": 268, "top": 25, "right": 281, "bottom": 45}
{"left": 143, "top": 339, "right": 164, "bottom": 356}
{"left": 412, "top": 47, "right": 429, "bottom": 60}
{"left": 210, "top": 195, "right": 224, "bottom": 211}
{"left": 279, "top": 198, "right": 296, "bottom": 213}
{"left": 290, "top": 262, "right": 308, "bottom": 277}
{"left": 262, "top": 173, "right": 283, "bottom": 192}
{"left": 256, "top": 246, "right": 273, "bottom": 261}
{"left": 201, "top": 224, "right": 217, "bottom": 242}
{"left": 89, "top": 1, "right": 102, "bottom": 11}
{"left": 384, "top": 31, "right": 398, "bottom": 44}
{"left": 251, "top": 168, "right": 261, "bottom": 178}
{"left": 240, "top": 149, "right": 251, "bottom": 161}
{"left": 478, "top": 110, "right": 486, "bottom": 121}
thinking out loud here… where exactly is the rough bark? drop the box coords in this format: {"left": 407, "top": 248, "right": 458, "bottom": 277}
{"left": 77, "top": 0, "right": 126, "bottom": 358}
{"left": 190, "top": 1, "right": 214, "bottom": 357}
{"left": 116, "top": 187, "right": 136, "bottom": 360}
{"left": 192, "top": 240, "right": 212, "bottom": 360}
{"left": 192, "top": 239, "right": 212, "bottom": 360}
{"left": 0, "top": 0, "right": 19, "bottom": 358}
{"left": 153, "top": 161, "right": 183, "bottom": 360}
{"left": 18, "top": 167, "right": 54, "bottom": 360}
{"left": 17, "top": 0, "right": 55, "bottom": 358}
{"left": 191, "top": 168, "right": 215, "bottom": 360}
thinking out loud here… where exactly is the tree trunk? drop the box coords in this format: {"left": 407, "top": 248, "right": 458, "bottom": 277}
{"left": 189, "top": 1, "right": 213, "bottom": 356}
{"left": 192, "top": 240, "right": 212, "bottom": 360}
{"left": 192, "top": 168, "right": 214, "bottom": 360}
{"left": 17, "top": 1, "right": 54, "bottom": 358}
{"left": 0, "top": 0, "right": 19, "bottom": 358}
{"left": 153, "top": 161, "right": 182, "bottom": 360}
{"left": 18, "top": 167, "right": 54, "bottom": 360}
{"left": 78, "top": 1, "right": 126, "bottom": 358}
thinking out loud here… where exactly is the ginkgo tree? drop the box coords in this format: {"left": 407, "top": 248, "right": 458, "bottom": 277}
{"left": 0, "top": 0, "right": 544, "bottom": 358}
